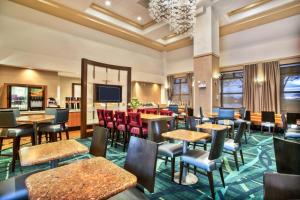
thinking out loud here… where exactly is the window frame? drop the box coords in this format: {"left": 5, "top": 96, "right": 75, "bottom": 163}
{"left": 172, "top": 76, "right": 190, "bottom": 101}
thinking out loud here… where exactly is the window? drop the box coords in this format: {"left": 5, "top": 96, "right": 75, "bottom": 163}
{"left": 280, "top": 63, "right": 300, "bottom": 113}
{"left": 172, "top": 77, "right": 190, "bottom": 103}
{"left": 221, "top": 71, "right": 243, "bottom": 108}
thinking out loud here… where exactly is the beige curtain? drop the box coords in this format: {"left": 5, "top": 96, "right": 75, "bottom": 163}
{"left": 261, "top": 61, "right": 280, "bottom": 113}
{"left": 167, "top": 75, "right": 174, "bottom": 100}
{"left": 243, "top": 64, "right": 260, "bottom": 112}
{"left": 186, "top": 73, "right": 193, "bottom": 107}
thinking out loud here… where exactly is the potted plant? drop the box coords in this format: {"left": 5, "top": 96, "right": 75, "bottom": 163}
{"left": 128, "top": 98, "right": 141, "bottom": 112}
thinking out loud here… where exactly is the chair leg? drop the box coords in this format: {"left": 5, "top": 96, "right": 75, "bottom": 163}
{"left": 31, "top": 134, "right": 36, "bottom": 145}
{"left": 244, "top": 132, "right": 248, "bottom": 144}
{"left": 11, "top": 137, "right": 20, "bottom": 172}
{"left": 240, "top": 150, "right": 245, "bottom": 165}
{"left": 111, "top": 129, "right": 114, "bottom": 147}
{"left": 165, "top": 156, "right": 168, "bottom": 165}
{"left": 193, "top": 143, "right": 196, "bottom": 149}
{"left": 59, "top": 132, "right": 62, "bottom": 140}
{"left": 0, "top": 137, "right": 3, "bottom": 154}
{"left": 65, "top": 129, "right": 69, "bottom": 140}
{"left": 123, "top": 131, "right": 127, "bottom": 152}
{"left": 179, "top": 161, "right": 183, "bottom": 185}
{"left": 219, "top": 166, "right": 225, "bottom": 188}
{"left": 233, "top": 151, "right": 239, "bottom": 171}
{"left": 207, "top": 171, "right": 215, "bottom": 199}
{"left": 204, "top": 143, "right": 207, "bottom": 151}
{"left": 194, "top": 166, "right": 197, "bottom": 175}
{"left": 171, "top": 157, "right": 175, "bottom": 181}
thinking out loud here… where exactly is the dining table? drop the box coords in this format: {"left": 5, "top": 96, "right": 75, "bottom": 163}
{"left": 19, "top": 139, "right": 88, "bottom": 168}
{"left": 162, "top": 129, "right": 210, "bottom": 185}
{"left": 16, "top": 114, "right": 54, "bottom": 145}
{"left": 25, "top": 157, "right": 137, "bottom": 200}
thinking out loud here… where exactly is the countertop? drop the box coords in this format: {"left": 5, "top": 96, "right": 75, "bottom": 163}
{"left": 20, "top": 109, "right": 80, "bottom": 115}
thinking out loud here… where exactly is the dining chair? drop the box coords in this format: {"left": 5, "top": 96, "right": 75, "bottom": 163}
{"left": 217, "top": 108, "right": 235, "bottom": 138}
{"left": 89, "top": 126, "right": 108, "bottom": 157}
{"left": 110, "top": 136, "right": 158, "bottom": 200}
{"left": 160, "top": 110, "right": 174, "bottom": 130}
{"left": 273, "top": 137, "right": 300, "bottom": 175}
{"left": 186, "top": 116, "right": 211, "bottom": 151}
{"left": 96, "top": 109, "right": 105, "bottom": 127}
{"left": 104, "top": 110, "right": 114, "bottom": 139}
{"left": 234, "top": 110, "right": 251, "bottom": 144}
{"left": 38, "top": 107, "right": 58, "bottom": 142}
{"left": 128, "top": 112, "right": 148, "bottom": 138}
{"left": 199, "top": 107, "right": 212, "bottom": 123}
{"left": 223, "top": 122, "right": 247, "bottom": 171}
{"left": 212, "top": 107, "right": 220, "bottom": 113}
{"left": 137, "top": 108, "right": 145, "bottom": 113}
{"left": 261, "top": 111, "right": 275, "bottom": 134}
{"left": 0, "top": 110, "right": 35, "bottom": 172}
{"left": 145, "top": 109, "right": 158, "bottom": 115}
{"left": 169, "top": 105, "right": 179, "bottom": 129}
{"left": 264, "top": 172, "right": 300, "bottom": 200}
{"left": 281, "top": 113, "right": 300, "bottom": 139}
{"left": 286, "top": 112, "right": 300, "bottom": 125}
{"left": 152, "top": 120, "right": 182, "bottom": 182}
{"left": 113, "top": 111, "right": 128, "bottom": 151}
{"left": 179, "top": 129, "right": 226, "bottom": 199}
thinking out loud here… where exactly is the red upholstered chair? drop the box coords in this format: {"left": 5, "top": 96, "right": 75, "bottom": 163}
{"left": 96, "top": 109, "right": 105, "bottom": 127}
{"left": 104, "top": 110, "right": 114, "bottom": 139}
{"left": 114, "top": 111, "right": 128, "bottom": 151}
{"left": 146, "top": 109, "right": 158, "bottom": 115}
{"left": 128, "top": 112, "right": 148, "bottom": 138}
{"left": 127, "top": 108, "right": 133, "bottom": 112}
{"left": 137, "top": 109, "right": 145, "bottom": 113}
{"left": 160, "top": 110, "right": 174, "bottom": 130}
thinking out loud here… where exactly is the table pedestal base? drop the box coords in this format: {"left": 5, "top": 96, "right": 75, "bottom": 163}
{"left": 174, "top": 172, "right": 198, "bottom": 185}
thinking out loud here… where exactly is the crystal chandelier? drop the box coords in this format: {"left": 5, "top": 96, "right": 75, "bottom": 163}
{"left": 149, "top": 0, "right": 197, "bottom": 36}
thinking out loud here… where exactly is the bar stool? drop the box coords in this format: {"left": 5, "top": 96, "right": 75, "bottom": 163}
{"left": 128, "top": 112, "right": 148, "bottom": 139}
{"left": 113, "top": 111, "right": 128, "bottom": 151}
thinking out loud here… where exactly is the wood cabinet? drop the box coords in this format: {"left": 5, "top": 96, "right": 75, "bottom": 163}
{"left": 68, "top": 111, "right": 81, "bottom": 128}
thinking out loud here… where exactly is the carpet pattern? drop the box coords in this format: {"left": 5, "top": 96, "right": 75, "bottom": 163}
{"left": 0, "top": 131, "right": 277, "bottom": 200}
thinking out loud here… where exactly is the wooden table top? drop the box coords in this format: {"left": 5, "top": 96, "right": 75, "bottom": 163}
{"left": 196, "top": 123, "right": 229, "bottom": 131}
{"left": 162, "top": 129, "right": 210, "bottom": 142}
{"left": 25, "top": 157, "right": 137, "bottom": 200}
{"left": 16, "top": 114, "right": 54, "bottom": 123}
{"left": 141, "top": 114, "right": 174, "bottom": 121}
{"left": 19, "top": 139, "right": 88, "bottom": 166}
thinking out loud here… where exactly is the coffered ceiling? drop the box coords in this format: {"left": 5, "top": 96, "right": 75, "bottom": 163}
{"left": 9, "top": 0, "right": 300, "bottom": 51}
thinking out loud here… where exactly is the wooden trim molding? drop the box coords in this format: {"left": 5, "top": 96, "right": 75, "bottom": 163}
{"left": 90, "top": 3, "right": 156, "bottom": 30}
{"left": 193, "top": 52, "right": 219, "bottom": 59}
{"left": 164, "top": 38, "right": 193, "bottom": 52}
{"left": 227, "top": 0, "right": 272, "bottom": 17}
{"left": 221, "top": 1, "right": 300, "bottom": 36}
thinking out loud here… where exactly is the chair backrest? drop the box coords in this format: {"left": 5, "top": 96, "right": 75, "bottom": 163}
{"left": 245, "top": 110, "right": 251, "bottom": 121}
{"left": 115, "top": 111, "right": 126, "bottom": 125}
{"left": 261, "top": 111, "right": 275, "bottom": 123}
{"left": 104, "top": 110, "right": 114, "bottom": 123}
{"left": 286, "top": 113, "right": 300, "bottom": 124}
{"left": 0, "top": 110, "right": 17, "bottom": 128}
{"left": 218, "top": 108, "right": 235, "bottom": 120}
{"left": 212, "top": 107, "right": 219, "bottom": 113}
{"left": 187, "top": 107, "right": 193, "bottom": 117}
{"left": 168, "top": 104, "right": 179, "bottom": 114}
{"left": 281, "top": 113, "right": 287, "bottom": 130}
{"left": 127, "top": 108, "right": 133, "bottom": 112}
{"left": 55, "top": 109, "right": 69, "bottom": 124}
{"left": 89, "top": 126, "right": 108, "bottom": 157}
{"left": 199, "top": 107, "right": 204, "bottom": 118}
{"left": 168, "top": 119, "right": 176, "bottom": 131}
{"left": 151, "top": 120, "right": 168, "bottom": 143}
{"left": 10, "top": 107, "right": 21, "bottom": 117}
{"left": 96, "top": 109, "right": 104, "bottom": 121}
{"left": 128, "top": 112, "right": 142, "bottom": 127}
{"left": 208, "top": 129, "right": 227, "bottom": 160}
{"left": 234, "top": 122, "right": 247, "bottom": 143}
{"left": 239, "top": 107, "right": 246, "bottom": 119}
{"left": 45, "top": 107, "right": 57, "bottom": 115}
{"left": 146, "top": 109, "right": 158, "bottom": 115}
{"left": 273, "top": 137, "right": 300, "bottom": 175}
{"left": 137, "top": 109, "right": 145, "bottom": 113}
{"left": 186, "top": 116, "right": 197, "bottom": 131}
{"left": 124, "top": 136, "right": 158, "bottom": 193}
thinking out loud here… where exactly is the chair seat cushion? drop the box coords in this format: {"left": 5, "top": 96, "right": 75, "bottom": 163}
{"left": 99, "top": 120, "right": 105, "bottom": 126}
{"left": 130, "top": 127, "right": 148, "bottom": 136}
{"left": 195, "top": 137, "right": 211, "bottom": 144}
{"left": 224, "top": 139, "right": 240, "bottom": 151}
{"left": 261, "top": 122, "right": 275, "bottom": 127}
{"left": 181, "top": 150, "right": 221, "bottom": 172}
{"left": 109, "top": 187, "right": 149, "bottom": 200}
{"left": 158, "top": 143, "right": 183, "bottom": 157}
{"left": 107, "top": 122, "right": 114, "bottom": 129}
{"left": 218, "top": 120, "right": 234, "bottom": 126}
{"left": 39, "top": 124, "right": 62, "bottom": 133}
{"left": 4, "top": 127, "right": 34, "bottom": 138}
{"left": 117, "top": 124, "right": 126, "bottom": 131}
{"left": 202, "top": 117, "right": 211, "bottom": 122}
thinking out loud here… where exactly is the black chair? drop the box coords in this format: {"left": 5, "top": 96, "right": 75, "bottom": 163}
{"left": 281, "top": 113, "right": 300, "bottom": 139}
{"left": 89, "top": 126, "right": 108, "bottom": 157}
{"left": 217, "top": 108, "right": 235, "bottom": 137}
{"left": 264, "top": 172, "right": 300, "bottom": 200}
{"left": 187, "top": 116, "right": 211, "bottom": 150}
{"left": 110, "top": 137, "right": 158, "bottom": 200}
{"left": 235, "top": 110, "right": 251, "bottom": 144}
{"left": 223, "top": 122, "right": 247, "bottom": 171}
{"left": 0, "top": 110, "right": 35, "bottom": 172}
{"left": 152, "top": 120, "right": 182, "bottom": 182}
{"left": 0, "top": 169, "right": 43, "bottom": 200}
{"left": 286, "top": 112, "right": 300, "bottom": 125}
{"left": 199, "top": 107, "right": 212, "bottom": 123}
{"left": 273, "top": 137, "right": 300, "bottom": 175}
{"left": 179, "top": 129, "right": 226, "bottom": 199}
{"left": 261, "top": 111, "right": 275, "bottom": 134}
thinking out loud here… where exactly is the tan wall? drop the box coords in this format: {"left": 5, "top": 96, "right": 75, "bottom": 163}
{"left": 59, "top": 76, "right": 81, "bottom": 107}
{"left": 0, "top": 65, "right": 58, "bottom": 107}
{"left": 131, "top": 81, "right": 161, "bottom": 104}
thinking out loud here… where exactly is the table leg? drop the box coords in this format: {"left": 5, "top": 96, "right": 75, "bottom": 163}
{"left": 50, "top": 160, "right": 59, "bottom": 168}
{"left": 147, "top": 120, "right": 153, "bottom": 141}
{"left": 174, "top": 141, "right": 198, "bottom": 185}
{"left": 33, "top": 123, "right": 38, "bottom": 145}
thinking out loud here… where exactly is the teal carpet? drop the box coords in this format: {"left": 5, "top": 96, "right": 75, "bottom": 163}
{"left": 0, "top": 131, "right": 277, "bottom": 200}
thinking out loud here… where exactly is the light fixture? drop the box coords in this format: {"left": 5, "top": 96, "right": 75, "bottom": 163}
{"left": 149, "top": 0, "right": 197, "bottom": 36}
{"left": 137, "top": 16, "right": 142, "bottom": 21}
{"left": 105, "top": 0, "right": 111, "bottom": 7}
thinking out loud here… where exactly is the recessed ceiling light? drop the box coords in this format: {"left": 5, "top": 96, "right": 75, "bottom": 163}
{"left": 137, "top": 16, "right": 142, "bottom": 21}
{"left": 105, "top": 0, "right": 111, "bottom": 6}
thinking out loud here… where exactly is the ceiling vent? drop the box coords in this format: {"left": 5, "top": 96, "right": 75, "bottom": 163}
{"left": 138, "top": 0, "right": 150, "bottom": 8}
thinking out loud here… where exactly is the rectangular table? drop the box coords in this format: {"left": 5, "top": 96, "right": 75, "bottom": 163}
{"left": 16, "top": 114, "right": 55, "bottom": 145}
{"left": 25, "top": 157, "right": 137, "bottom": 200}
{"left": 162, "top": 129, "right": 210, "bottom": 185}
{"left": 19, "top": 139, "right": 88, "bottom": 168}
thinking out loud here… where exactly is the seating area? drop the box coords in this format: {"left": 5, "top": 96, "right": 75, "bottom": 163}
{"left": 0, "top": 0, "right": 300, "bottom": 199}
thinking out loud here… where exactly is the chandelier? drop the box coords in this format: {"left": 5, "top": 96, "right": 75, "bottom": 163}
{"left": 149, "top": 0, "right": 197, "bottom": 36}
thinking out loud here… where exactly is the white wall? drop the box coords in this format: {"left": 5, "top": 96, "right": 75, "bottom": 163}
{"left": 0, "top": 0, "right": 164, "bottom": 84}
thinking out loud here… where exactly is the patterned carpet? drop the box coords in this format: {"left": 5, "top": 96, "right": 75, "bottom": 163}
{"left": 0, "top": 131, "right": 278, "bottom": 200}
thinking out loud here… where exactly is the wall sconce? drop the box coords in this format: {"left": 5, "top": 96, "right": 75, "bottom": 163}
{"left": 198, "top": 81, "right": 207, "bottom": 88}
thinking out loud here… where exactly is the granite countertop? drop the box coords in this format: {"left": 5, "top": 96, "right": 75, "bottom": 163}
{"left": 141, "top": 113, "right": 174, "bottom": 121}
{"left": 19, "top": 139, "right": 88, "bottom": 166}
{"left": 162, "top": 129, "right": 210, "bottom": 142}
{"left": 26, "top": 157, "right": 137, "bottom": 200}
{"left": 196, "top": 123, "right": 229, "bottom": 131}
{"left": 20, "top": 109, "right": 80, "bottom": 115}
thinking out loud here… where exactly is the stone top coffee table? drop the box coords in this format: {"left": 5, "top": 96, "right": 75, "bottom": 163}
{"left": 25, "top": 157, "right": 137, "bottom": 200}
{"left": 19, "top": 139, "right": 88, "bottom": 168}
{"left": 162, "top": 129, "right": 210, "bottom": 185}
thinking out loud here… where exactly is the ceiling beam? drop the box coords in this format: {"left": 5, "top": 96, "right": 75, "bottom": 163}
{"left": 227, "top": 0, "right": 272, "bottom": 17}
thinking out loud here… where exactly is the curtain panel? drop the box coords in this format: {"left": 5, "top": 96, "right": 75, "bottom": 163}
{"left": 186, "top": 73, "right": 193, "bottom": 107}
{"left": 243, "top": 64, "right": 260, "bottom": 112}
{"left": 167, "top": 75, "right": 174, "bottom": 101}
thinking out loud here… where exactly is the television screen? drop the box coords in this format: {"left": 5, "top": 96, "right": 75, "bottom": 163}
{"left": 94, "top": 84, "right": 122, "bottom": 103}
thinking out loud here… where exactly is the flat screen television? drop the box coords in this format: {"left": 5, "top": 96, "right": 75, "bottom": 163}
{"left": 94, "top": 84, "right": 122, "bottom": 103}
